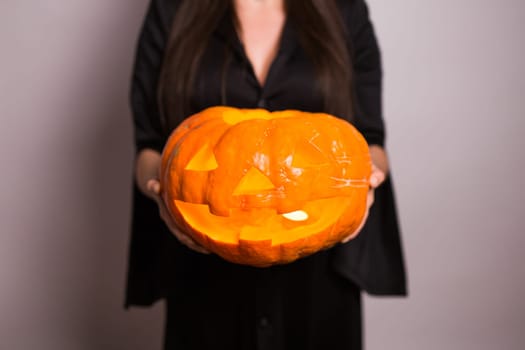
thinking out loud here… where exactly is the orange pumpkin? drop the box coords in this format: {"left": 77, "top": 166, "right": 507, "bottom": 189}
{"left": 160, "top": 106, "right": 371, "bottom": 267}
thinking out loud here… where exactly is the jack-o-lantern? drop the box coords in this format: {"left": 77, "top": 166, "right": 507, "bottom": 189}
{"left": 160, "top": 107, "right": 371, "bottom": 267}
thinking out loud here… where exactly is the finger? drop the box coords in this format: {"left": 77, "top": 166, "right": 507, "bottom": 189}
{"left": 369, "top": 168, "right": 385, "bottom": 189}
{"left": 146, "top": 178, "right": 161, "bottom": 195}
{"left": 187, "top": 242, "right": 211, "bottom": 254}
{"left": 341, "top": 200, "right": 373, "bottom": 244}
{"left": 173, "top": 230, "right": 210, "bottom": 254}
{"left": 152, "top": 186, "right": 210, "bottom": 255}
{"left": 165, "top": 216, "right": 210, "bottom": 254}
{"left": 341, "top": 189, "right": 374, "bottom": 243}
{"left": 366, "top": 188, "right": 375, "bottom": 209}
{"left": 341, "top": 207, "right": 370, "bottom": 243}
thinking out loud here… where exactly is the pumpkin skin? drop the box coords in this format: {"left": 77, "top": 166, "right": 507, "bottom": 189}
{"left": 160, "top": 106, "right": 371, "bottom": 267}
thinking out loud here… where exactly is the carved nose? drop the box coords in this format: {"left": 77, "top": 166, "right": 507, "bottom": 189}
{"left": 233, "top": 167, "right": 275, "bottom": 196}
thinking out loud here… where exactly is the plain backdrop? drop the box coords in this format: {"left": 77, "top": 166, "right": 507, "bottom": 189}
{"left": 1, "top": 0, "right": 524, "bottom": 349}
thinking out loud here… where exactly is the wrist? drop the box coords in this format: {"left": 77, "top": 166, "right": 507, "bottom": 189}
{"left": 135, "top": 148, "right": 162, "bottom": 198}
{"left": 369, "top": 144, "right": 389, "bottom": 176}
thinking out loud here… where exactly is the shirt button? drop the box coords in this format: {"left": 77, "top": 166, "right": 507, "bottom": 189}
{"left": 258, "top": 316, "right": 270, "bottom": 328}
{"left": 257, "top": 98, "right": 267, "bottom": 108}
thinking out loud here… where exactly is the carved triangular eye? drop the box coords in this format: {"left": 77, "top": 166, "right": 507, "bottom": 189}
{"left": 233, "top": 167, "right": 275, "bottom": 196}
{"left": 185, "top": 144, "right": 218, "bottom": 171}
{"left": 291, "top": 140, "right": 330, "bottom": 168}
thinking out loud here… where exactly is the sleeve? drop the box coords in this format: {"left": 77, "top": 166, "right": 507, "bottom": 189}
{"left": 346, "top": 0, "right": 385, "bottom": 147}
{"left": 125, "top": 0, "right": 180, "bottom": 308}
{"left": 130, "top": 0, "right": 177, "bottom": 153}
{"left": 331, "top": 0, "right": 407, "bottom": 296}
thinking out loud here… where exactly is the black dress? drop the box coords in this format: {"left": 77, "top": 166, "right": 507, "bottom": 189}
{"left": 126, "top": 0, "right": 407, "bottom": 349}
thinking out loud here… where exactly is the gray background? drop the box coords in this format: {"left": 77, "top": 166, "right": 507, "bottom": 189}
{"left": 1, "top": 0, "right": 524, "bottom": 349}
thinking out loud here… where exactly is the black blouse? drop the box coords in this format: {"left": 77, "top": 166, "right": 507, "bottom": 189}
{"left": 126, "top": 0, "right": 407, "bottom": 308}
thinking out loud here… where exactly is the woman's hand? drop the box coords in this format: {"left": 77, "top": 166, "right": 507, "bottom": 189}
{"left": 341, "top": 145, "right": 388, "bottom": 243}
{"left": 136, "top": 149, "right": 209, "bottom": 254}
{"left": 146, "top": 178, "right": 210, "bottom": 254}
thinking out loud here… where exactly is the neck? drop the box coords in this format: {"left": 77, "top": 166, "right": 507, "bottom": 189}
{"left": 234, "top": 0, "right": 284, "bottom": 11}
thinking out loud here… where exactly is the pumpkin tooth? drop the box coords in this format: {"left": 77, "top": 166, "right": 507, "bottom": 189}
{"left": 282, "top": 210, "right": 309, "bottom": 221}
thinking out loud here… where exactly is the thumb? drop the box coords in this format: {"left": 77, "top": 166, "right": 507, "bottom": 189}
{"left": 369, "top": 165, "right": 385, "bottom": 189}
{"left": 146, "top": 178, "right": 161, "bottom": 196}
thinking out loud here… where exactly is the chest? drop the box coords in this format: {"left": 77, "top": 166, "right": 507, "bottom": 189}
{"left": 235, "top": 6, "right": 286, "bottom": 86}
{"left": 190, "top": 18, "right": 324, "bottom": 115}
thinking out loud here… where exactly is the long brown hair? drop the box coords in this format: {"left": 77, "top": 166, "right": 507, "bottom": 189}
{"left": 158, "top": 0, "right": 353, "bottom": 133}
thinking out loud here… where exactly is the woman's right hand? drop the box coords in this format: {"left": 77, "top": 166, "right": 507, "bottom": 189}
{"left": 146, "top": 178, "right": 210, "bottom": 255}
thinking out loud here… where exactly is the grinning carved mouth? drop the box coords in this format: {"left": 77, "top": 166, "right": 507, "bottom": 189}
{"left": 172, "top": 194, "right": 366, "bottom": 267}
{"left": 173, "top": 195, "right": 362, "bottom": 246}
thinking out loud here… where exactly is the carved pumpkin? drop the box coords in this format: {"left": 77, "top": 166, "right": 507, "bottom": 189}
{"left": 160, "top": 106, "right": 371, "bottom": 267}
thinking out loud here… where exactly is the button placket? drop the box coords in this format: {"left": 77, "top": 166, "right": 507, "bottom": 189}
{"left": 258, "top": 316, "right": 270, "bottom": 328}
{"left": 257, "top": 98, "right": 267, "bottom": 108}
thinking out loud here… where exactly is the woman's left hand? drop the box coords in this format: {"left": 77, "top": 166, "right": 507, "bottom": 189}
{"left": 341, "top": 145, "right": 388, "bottom": 243}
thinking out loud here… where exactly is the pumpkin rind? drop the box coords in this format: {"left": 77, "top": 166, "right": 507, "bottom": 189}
{"left": 160, "top": 106, "right": 371, "bottom": 267}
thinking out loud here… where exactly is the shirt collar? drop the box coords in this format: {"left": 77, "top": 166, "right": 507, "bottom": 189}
{"left": 214, "top": 10, "right": 299, "bottom": 58}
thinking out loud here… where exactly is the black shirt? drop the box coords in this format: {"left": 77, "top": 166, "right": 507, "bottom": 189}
{"left": 126, "top": 0, "right": 406, "bottom": 309}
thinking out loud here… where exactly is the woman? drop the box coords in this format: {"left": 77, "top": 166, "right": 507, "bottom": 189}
{"left": 126, "top": 0, "right": 406, "bottom": 349}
